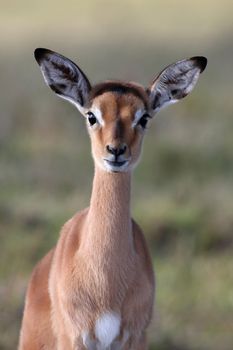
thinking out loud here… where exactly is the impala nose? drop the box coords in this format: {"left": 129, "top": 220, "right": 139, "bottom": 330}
{"left": 106, "top": 144, "right": 127, "bottom": 157}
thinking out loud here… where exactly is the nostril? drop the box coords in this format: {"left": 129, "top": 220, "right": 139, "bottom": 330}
{"left": 106, "top": 144, "right": 127, "bottom": 156}
{"left": 106, "top": 145, "right": 117, "bottom": 155}
{"left": 118, "top": 145, "right": 127, "bottom": 156}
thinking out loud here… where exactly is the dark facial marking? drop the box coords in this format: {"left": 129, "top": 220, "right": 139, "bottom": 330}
{"left": 113, "top": 119, "right": 124, "bottom": 139}
{"left": 91, "top": 81, "right": 149, "bottom": 108}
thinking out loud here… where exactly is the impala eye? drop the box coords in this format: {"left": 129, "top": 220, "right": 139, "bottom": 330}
{"left": 137, "top": 114, "right": 150, "bottom": 129}
{"left": 87, "top": 111, "right": 97, "bottom": 126}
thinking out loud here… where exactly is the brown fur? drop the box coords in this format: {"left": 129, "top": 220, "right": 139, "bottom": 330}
{"left": 90, "top": 81, "right": 149, "bottom": 108}
{"left": 19, "top": 89, "right": 155, "bottom": 350}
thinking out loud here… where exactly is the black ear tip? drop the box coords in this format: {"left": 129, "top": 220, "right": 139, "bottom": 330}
{"left": 191, "top": 56, "right": 208, "bottom": 73}
{"left": 34, "top": 48, "right": 53, "bottom": 63}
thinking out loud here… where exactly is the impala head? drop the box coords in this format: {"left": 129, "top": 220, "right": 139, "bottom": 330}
{"left": 34, "top": 48, "right": 207, "bottom": 173}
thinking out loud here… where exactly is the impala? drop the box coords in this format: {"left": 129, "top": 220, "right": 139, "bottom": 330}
{"left": 18, "top": 48, "right": 207, "bottom": 350}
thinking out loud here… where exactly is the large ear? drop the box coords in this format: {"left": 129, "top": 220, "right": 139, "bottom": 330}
{"left": 148, "top": 56, "right": 207, "bottom": 115}
{"left": 34, "top": 48, "right": 91, "bottom": 113}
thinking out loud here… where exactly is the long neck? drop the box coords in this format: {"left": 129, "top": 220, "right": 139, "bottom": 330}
{"left": 84, "top": 166, "right": 133, "bottom": 252}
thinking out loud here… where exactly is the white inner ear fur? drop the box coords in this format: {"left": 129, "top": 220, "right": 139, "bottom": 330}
{"left": 40, "top": 67, "right": 51, "bottom": 88}
{"left": 39, "top": 62, "right": 88, "bottom": 116}
{"left": 150, "top": 60, "right": 203, "bottom": 115}
{"left": 183, "top": 69, "right": 200, "bottom": 94}
{"left": 57, "top": 94, "right": 87, "bottom": 116}
{"left": 153, "top": 98, "right": 178, "bottom": 114}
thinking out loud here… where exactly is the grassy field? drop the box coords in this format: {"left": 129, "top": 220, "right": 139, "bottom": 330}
{"left": 0, "top": 1, "right": 233, "bottom": 349}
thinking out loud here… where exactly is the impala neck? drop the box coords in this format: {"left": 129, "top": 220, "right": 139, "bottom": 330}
{"left": 86, "top": 166, "right": 132, "bottom": 249}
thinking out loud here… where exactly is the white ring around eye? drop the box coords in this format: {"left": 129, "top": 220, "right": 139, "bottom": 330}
{"left": 132, "top": 109, "right": 146, "bottom": 128}
{"left": 88, "top": 106, "right": 105, "bottom": 126}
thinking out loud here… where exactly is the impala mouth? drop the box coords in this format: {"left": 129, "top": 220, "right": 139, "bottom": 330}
{"left": 103, "top": 159, "right": 129, "bottom": 172}
{"left": 105, "top": 160, "right": 127, "bottom": 166}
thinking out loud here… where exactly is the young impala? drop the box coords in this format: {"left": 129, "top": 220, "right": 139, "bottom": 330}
{"left": 18, "top": 48, "right": 207, "bottom": 350}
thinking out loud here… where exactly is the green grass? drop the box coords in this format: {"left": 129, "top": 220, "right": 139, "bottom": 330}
{"left": 149, "top": 253, "right": 233, "bottom": 350}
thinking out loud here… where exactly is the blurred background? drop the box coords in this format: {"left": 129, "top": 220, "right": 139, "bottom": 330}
{"left": 0, "top": 0, "right": 233, "bottom": 349}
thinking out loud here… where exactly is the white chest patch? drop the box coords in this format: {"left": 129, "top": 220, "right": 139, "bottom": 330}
{"left": 95, "top": 312, "right": 121, "bottom": 349}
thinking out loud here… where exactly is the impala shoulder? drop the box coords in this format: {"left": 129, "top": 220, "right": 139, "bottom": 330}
{"left": 26, "top": 249, "right": 54, "bottom": 309}
{"left": 59, "top": 207, "right": 89, "bottom": 240}
{"left": 54, "top": 208, "right": 89, "bottom": 267}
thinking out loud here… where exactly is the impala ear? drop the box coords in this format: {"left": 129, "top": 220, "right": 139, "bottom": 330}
{"left": 148, "top": 56, "right": 207, "bottom": 115}
{"left": 34, "top": 48, "right": 91, "bottom": 113}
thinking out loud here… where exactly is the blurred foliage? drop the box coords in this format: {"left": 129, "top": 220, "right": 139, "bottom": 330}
{"left": 0, "top": 1, "right": 233, "bottom": 349}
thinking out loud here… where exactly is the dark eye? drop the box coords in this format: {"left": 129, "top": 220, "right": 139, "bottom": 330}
{"left": 137, "top": 114, "right": 150, "bottom": 129}
{"left": 87, "top": 112, "right": 97, "bottom": 126}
